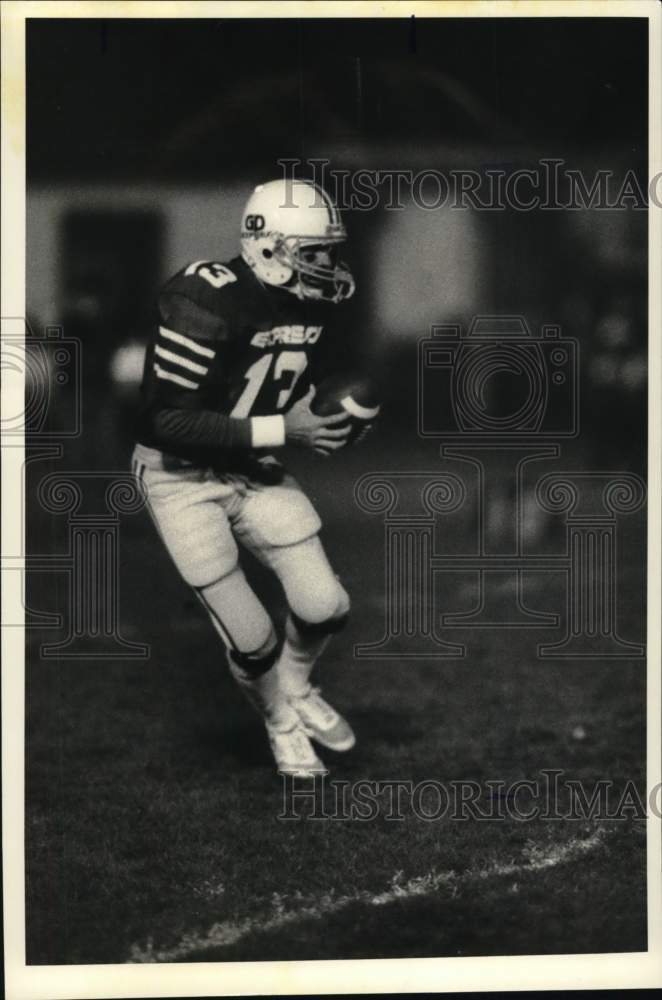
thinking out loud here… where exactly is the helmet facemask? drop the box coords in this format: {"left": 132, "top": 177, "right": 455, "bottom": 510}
{"left": 274, "top": 236, "right": 355, "bottom": 303}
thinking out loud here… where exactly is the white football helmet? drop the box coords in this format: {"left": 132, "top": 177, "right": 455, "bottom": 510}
{"left": 240, "top": 179, "right": 355, "bottom": 303}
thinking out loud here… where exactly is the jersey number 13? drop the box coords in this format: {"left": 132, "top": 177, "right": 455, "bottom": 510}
{"left": 230, "top": 351, "right": 308, "bottom": 417}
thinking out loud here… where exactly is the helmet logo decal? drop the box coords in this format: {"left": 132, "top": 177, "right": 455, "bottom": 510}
{"left": 244, "top": 214, "right": 266, "bottom": 232}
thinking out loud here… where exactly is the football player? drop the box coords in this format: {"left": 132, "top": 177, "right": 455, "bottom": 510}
{"left": 132, "top": 179, "right": 359, "bottom": 777}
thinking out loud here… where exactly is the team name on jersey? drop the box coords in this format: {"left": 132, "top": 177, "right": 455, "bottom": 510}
{"left": 250, "top": 325, "right": 323, "bottom": 348}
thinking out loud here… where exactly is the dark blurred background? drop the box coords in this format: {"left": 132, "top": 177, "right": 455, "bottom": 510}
{"left": 26, "top": 16, "right": 648, "bottom": 470}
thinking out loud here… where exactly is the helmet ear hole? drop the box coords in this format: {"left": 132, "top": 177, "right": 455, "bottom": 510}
{"left": 262, "top": 248, "right": 273, "bottom": 259}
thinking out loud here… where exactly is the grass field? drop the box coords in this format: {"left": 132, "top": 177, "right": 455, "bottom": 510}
{"left": 25, "top": 418, "right": 647, "bottom": 964}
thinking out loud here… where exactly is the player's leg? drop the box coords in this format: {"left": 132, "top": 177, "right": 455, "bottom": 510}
{"left": 196, "top": 568, "right": 326, "bottom": 776}
{"left": 267, "top": 536, "right": 350, "bottom": 696}
{"left": 265, "top": 537, "right": 355, "bottom": 751}
{"left": 194, "top": 567, "right": 284, "bottom": 726}
{"left": 232, "top": 478, "right": 354, "bottom": 751}
{"left": 197, "top": 568, "right": 329, "bottom": 776}
{"left": 135, "top": 461, "right": 286, "bottom": 723}
{"left": 132, "top": 452, "right": 324, "bottom": 774}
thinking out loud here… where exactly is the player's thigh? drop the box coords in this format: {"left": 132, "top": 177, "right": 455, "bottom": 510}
{"left": 142, "top": 471, "right": 239, "bottom": 587}
{"left": 231, "top": 476, "right": 348, "bottom": 623}
{"left": 233, "top": 475, "right": 322, "bottom": 553}
{"left": 265, "top": 536, "right": 350, "bottom": 625}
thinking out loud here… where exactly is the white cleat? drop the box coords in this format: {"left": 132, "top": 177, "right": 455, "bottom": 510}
{"left": 265, "top": 720, "right": 328, "bottom": 777}
{"left": 288, "top": 686, "right": 356, "bottom": 752}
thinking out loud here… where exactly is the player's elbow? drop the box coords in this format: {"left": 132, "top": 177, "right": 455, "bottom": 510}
{"left": 148, "top": 405, "right": 189, "bottom": 451}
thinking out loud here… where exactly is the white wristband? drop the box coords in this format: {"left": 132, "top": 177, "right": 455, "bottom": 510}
{"left": 250, "top": 415, "right": 286, "bottom": 448}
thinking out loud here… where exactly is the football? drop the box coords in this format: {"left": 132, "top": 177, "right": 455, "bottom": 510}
{"left": 312, "top": 372, "right": 381, "bottom": 445}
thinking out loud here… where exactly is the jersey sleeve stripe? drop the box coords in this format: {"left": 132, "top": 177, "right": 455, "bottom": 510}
{"left": 154, "top": 363, "right": 200, "bottom": 390}
{"left": 159, "top": 325, "right": 215, "bottom": 359}
{"left": 154, "top": 344, "right": 208, "bottom": 375}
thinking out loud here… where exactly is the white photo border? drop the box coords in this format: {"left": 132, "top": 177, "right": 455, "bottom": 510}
{"left": 2, "top": 1, "right": 660, "bottom": 996}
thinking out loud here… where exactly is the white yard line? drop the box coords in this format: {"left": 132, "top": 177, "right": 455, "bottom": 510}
{"left": 128, "top": 829, "right": 605, "bottom": 963}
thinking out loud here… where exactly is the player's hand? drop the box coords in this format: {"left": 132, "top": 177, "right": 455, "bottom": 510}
{"left": 284, "top": 386, "right": 351, "bottom": 454}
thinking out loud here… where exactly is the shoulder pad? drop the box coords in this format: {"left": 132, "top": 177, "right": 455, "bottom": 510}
{"left": 162, "top": 260, "right": 238, "bottom": 300}
{"left": 158, "top": 261, "right": 239, "bottom": 341}
{"left": 178, "top": 260, "right": 240, "bottom": 292}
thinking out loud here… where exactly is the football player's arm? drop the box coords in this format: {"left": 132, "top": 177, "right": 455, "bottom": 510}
{"left": 149, "top": 379, "right": 348, "bottom": 456}
{"left": 145, "top": 289, "right": 285, "bottom": 454}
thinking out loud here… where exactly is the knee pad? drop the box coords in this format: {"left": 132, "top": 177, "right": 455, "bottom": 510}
{"left": 229, "top": 632, "right": 279, "bottom": 677}
{"left": 291, "top": 580, "right": 350, "bottom": 630}
{"left": 333, "top": 585, "right": 351, "bottom": 620}
{"left": 266, "top": 535, "right": 350, "bottom": 626}
{"left": 290, "top": 604, "right": 350, "bottom": 639}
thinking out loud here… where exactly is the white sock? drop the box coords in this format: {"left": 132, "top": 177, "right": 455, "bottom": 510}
{"left": 227, "top": 656, "right": 297, "bottom": 730}
{"left": 277, "top": 615, "right": 332, "bottom": 698}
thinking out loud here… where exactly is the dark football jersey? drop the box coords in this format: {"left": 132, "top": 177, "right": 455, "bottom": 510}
{"left": 135, "top": 256, "right": 346, "bottom": 472}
